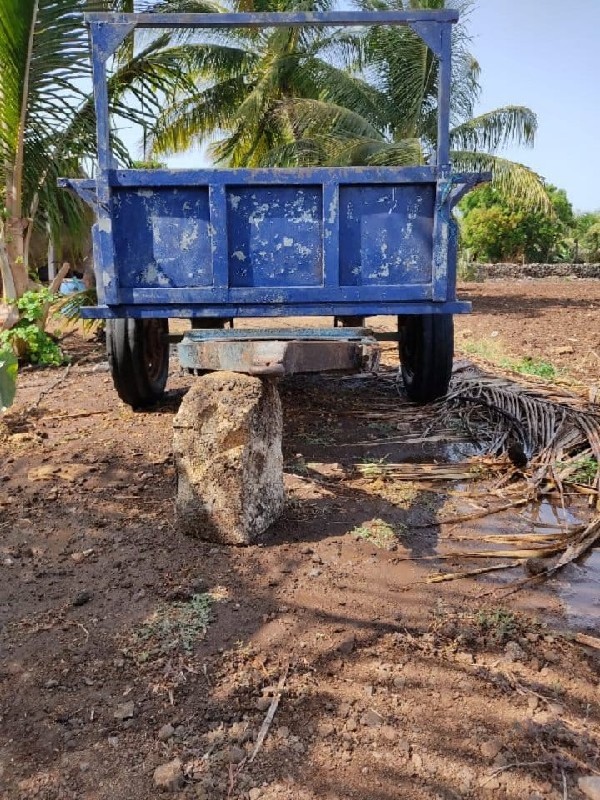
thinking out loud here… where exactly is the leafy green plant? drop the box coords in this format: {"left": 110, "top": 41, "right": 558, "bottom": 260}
{"left": 475, "top": 608, "right": 516, "bottom": 643}
{"left": 0, "top": 289, "right": 65, "bottom": 366}
{"left": 357, "top": 457, "right": 390, "bottom": 478}
{"left": 134, "top": 593, "right": 213, "bottom": 656}
{"left": 556, "top": 456, "right": 598, "bottom": 486}
{"left": 54, "top": 288, "right": 100, "bottom": 332}
{"left": 0, "top": 347, "right": 18, "bottom": 411}
{"left": 511, "top": 357, "right": 556, "bottom": 380}
{"left": 351, "top": 518, "right": 402, "bottom": 549}
{"left": 460, "top": 339, "right": 557, "bottom": 380}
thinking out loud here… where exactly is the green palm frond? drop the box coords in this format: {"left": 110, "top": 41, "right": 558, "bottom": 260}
{"left": 450, "top": 107, "right": 537, "bottom": 153}
{"left": 152, "top": 76, "right": 253, "bottom": 154}
{"left": 451, "top": 151, "right": 551, "bottom": 210}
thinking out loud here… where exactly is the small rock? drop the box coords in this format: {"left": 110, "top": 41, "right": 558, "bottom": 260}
{"left": 72, "top": 590, "right": 92, "bottom": 607}
{"left": 361, "top": 709, "right": 384, "bottom": 728}
{"left": 410, "top": 753, "right": 423, "bottom": 774}
{"left": 345, "top": 718, "right": 358, "bottom": 732}
{"left": 397, "top": 738, "right": 411, "bottom": 756}
{"left": 480, "top": 738, "right": 502, "bottom": 760}
{"left": 249, "top": 790, "right": 263, "bottom": 800}
{"left": 256, "top": 697, "right": 271, "bottom": 712}
{"left": 107, "top": 736, "right": 119, "bottom": 748}
{"left": 317, "top": 722, "right": 335, "bottom": 738}
{"left": 45, "top": 679, "right": 59, "bottom": 689}
{"left": 338, "top": 636, "right": 355, "bottom": 655}
{"left": 153, "top": 758, "right": 184, "bottom": 792}
{"left": 114, "top": 701, "right": 134, "bottom": 721}
{"left": 311, "top": 554, "right": 323, "bottom": 564}
{"left": 308, "top": 568, "right": 322, "bottom": 578}
{"left": 579, "top": 776, "right": 600, "bottom": 799}
{"left": 299, "top": 545, "right": 313, "bottom": 555}
{"left": 557, "top": 345, "right": 574, "bottom": 355}
{"left": 393, "top": 675, "right": 407, "bottom": 690}
{"left": 277, "top": 726, "right": 290, "bottom": 740}
{"left": 158, "top": 723, "right": 175, "bottom": 742}
{"left": 481, "top": 776, "right": 501, "bottom": 791}
{"left": 504, "top": 640, "right": 526, "bottom": 662}
{"left": 527, "top": 696, "right": 540, "bottom": 713}
{"left": 379, "top": 725, "right": 397, "bottom": 742}
{"left": 229, "top": 746, "right": 246, "bottom": 764}
{"left": 547, "top": 702, "right": 565, "bottom": 717}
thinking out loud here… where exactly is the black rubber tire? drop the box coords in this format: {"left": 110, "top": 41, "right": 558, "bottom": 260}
{"left": 106, "top": 318, "right": 169, "bottom": 409}
{"left": 399, "top": 314, "right": 454, "bottom": 403}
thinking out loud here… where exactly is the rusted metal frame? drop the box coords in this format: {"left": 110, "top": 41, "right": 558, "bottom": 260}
{"left": 177, "top": 328, "right": 380, "bottom": 376}
{"left": 322, "top": 181, "right": 339, "bottom": 288}
{"left": 81, "top": 300, "right": 472, "bottom": 319}
{"left": 117, "top": 284, "right": 433, "bottom": 304}
{"left": 208, "top": 185, "right": 229, "bottom": 289}
{"left": 85, "top": 11, "right": 459, "bottom": 42}
{"left": 89, "top": 29, "right": 118, "bottom": 305}
{"left": 107, "top": 166, "right": 439, "bottom": 186}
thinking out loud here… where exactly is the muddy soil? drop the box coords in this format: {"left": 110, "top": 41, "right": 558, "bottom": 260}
{"left": 1, "top": 278, "right": 599, "bottom": 800}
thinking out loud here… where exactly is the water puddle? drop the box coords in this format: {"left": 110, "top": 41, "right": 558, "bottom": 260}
{"left": 445, "top": 492, "right": 599, "bottom": 630}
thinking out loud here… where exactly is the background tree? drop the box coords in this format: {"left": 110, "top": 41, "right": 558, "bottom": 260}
{"left": 151, "top": 0, "right": 548, "bottom": 207}
{"left": 459, "top": 184, "right": 574, "bottom": 263}
{"left": 571, "top": 211, "right": 600, "bottom": 262}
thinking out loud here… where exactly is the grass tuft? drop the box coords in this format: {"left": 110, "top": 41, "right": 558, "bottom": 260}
{"left": 350, "top": 518, "right": 403, "bottom": 549}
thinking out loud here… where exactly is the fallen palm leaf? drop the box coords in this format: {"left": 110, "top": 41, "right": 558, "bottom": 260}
{"left": 444, "top": 365, "right": 600, "bottom": 499}
{"left": 356, "top": 459, "right": 491, "bottom": 481}
{"left": 574, "top": 632, "right": 600, "bottom": 651}
{"left": 410, "top": 498, "right": 532, "bottom": 528}
{"left": 427, "top": 561, "right": 522, "bottom": 583}
{"left": 540, "top": 515, "right": 600, "bottom": 578}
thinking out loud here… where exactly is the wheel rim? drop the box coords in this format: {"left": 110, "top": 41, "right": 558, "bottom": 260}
{"left": 142, "top": 319, "right": 167, "bottom": 384}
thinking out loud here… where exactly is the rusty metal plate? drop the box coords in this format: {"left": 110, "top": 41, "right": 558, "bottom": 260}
{"left": 178, "top": 328, "right": 380, "bottom": 376}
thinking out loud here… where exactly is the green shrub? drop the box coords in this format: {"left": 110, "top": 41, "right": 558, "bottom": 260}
{"left": 0, "top": 347, "right": 18, "bottom": 411}
{"left": 0, "top": 289, "right": 66, "bottom": 367}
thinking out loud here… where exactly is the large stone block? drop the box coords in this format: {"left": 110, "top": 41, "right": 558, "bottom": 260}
{"left": 173, "top": 371, "right": 285, "bottom": 544}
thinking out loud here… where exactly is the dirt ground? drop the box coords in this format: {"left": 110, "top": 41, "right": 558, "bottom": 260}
{"left": 1, "top": 278, "right": 600, "bottom": 800}
{"left": 455, "top": 278, "right": 600, "bottom": 387}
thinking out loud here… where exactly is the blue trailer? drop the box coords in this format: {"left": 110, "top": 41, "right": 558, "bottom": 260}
{"left": 60, "top": 9, "right": 488, "bottom": 407}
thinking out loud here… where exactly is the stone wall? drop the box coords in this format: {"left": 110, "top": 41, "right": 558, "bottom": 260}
{"left": 468, "top": 263, "right": 600, "bottom": 281}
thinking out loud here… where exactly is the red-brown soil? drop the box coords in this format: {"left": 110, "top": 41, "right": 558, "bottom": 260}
{"left": 1, "top": 278, "right": 599, "bottom": 800}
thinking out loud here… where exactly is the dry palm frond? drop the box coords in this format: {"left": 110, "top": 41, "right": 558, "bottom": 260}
{"left": 444, "top": 365, "right": 600, "bottom": 503}
{"left": 355, "top": 459, "right": 490, "bottom": 481}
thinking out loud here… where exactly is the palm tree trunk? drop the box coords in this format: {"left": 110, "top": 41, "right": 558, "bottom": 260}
{"left": 0, "top": 0, "right": 40, "bottom": 301}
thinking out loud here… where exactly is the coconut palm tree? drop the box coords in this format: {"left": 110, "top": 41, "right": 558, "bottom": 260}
{"left": 0, "top": 0, "right": 203, "bottom": 302}
{"left": 149, "top": 0, "right": 391, "bottom": 166}
{"left": 351, "top": 0, "right": 546, "bottom": 204}
{"left": 150, "top": 0, "right": 547, "bottom": 206}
